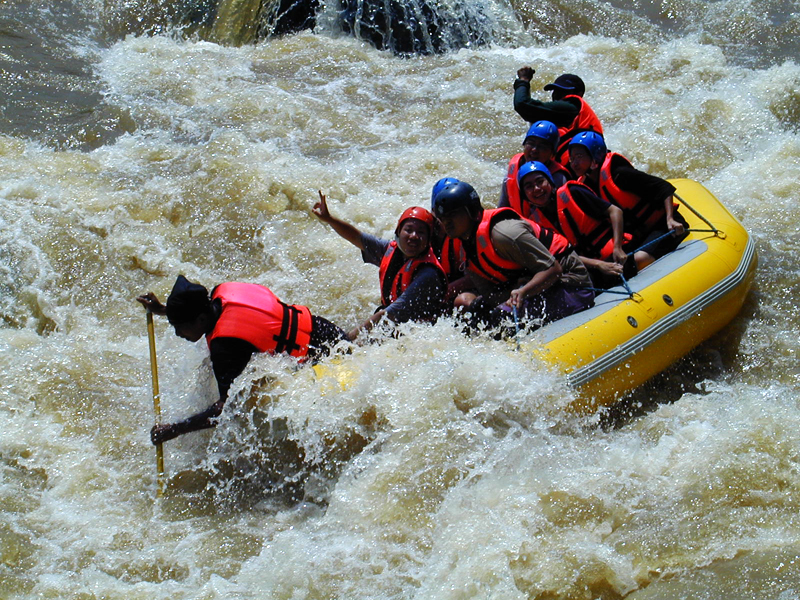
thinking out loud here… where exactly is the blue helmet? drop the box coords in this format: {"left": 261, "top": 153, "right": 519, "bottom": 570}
{"left": 517, "top": 161, "right": 554, "bottom": 187}
{"left": 430, "top": 177, "right": 460, "bottom": 210}
{"left": 523, "top": 121, "right": 560, "bottom": 151}
{"left": 569, "top": 131, "right": 607, "bottom": 164}
{"left": 432, "top": 181, "right": 482, "bottom": 219}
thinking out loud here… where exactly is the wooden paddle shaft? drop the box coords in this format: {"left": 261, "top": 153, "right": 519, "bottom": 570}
{"left": 146, "top": 310, "right": 165, "bottom": 497}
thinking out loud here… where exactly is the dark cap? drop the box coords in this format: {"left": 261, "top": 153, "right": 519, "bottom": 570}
{"left": 165, "top": 275, "right": 210, "bottom": 325}
{"left": 543, "top": 74, "right": 585, "bottom": 97}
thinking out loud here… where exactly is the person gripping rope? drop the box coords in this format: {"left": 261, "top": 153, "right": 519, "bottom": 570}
{"left": 568, "top": 131, "right": 689, "bottom": 270}
{"left": 312, "top": 191, "right": 446, "bottom": 339}
{"left": 517, "top": 161, "right": 634, "bottom": 288}
{"left": 137, "top": 276, "right": 347, "bottom": 445}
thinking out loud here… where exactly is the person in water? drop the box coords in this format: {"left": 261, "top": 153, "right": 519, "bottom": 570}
{"left": 513, "top": 69, "right": 604, "bottom": 167}
{"left": 498, "top": 120, "right": 573, "bottom": 217}
{"left": 432, "top": 180, "right": 594, "bottom": 330}
{"left": 312, "top": 191, "right": 446, "bottom": 339}
{"left": 568, "top": 131, "right": 689, "bottom": 270}
{"left": 138, "top": 276, "right": 346, "bottom": 445}
{"left": 517, "top": 161, "right": 633, "bottom": 287}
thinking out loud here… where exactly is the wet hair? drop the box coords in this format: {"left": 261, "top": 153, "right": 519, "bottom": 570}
{"left": 165, "top": 275, "right": 210, "bottom": 325}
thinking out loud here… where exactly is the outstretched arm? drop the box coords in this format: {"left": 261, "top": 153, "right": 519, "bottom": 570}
{"left": 149, "top": 337, "right": 256, "bottom": 445}
{"left": 347, "top": 309, "right": 390, "bottom": 342}
{"left": 312, "top": 190, "right": 366, "bottom": 251}
{"left": 606, "top": 204, "right": 628, "bottom": 264}
{"left": 150, "top": 400, "right": 224, "bottom": 444}
{"left": 579, "top": 255, "right": 624, "bottom": 277}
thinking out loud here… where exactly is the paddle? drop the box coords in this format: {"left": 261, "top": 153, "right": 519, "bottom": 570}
{"left": 146, "top": 309, "right": 165, "bottom": 497}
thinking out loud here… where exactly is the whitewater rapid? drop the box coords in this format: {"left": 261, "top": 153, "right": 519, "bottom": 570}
{"left": 2, "top": 0, "right": 800, "bottom": 597}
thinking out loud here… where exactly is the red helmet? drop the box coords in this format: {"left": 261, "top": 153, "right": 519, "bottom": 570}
{"left": 395, "top": 206, "right": 435, "bottom": 235}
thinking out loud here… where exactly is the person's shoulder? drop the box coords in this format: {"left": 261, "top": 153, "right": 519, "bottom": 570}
{"left": 361, "top": 232, "right": 391, "bottom": 263}
{"left": 560, "top": 96, "right": 584, "bottom": 110}
{"left": 566, "top": 181, "right": 611, "bottom": 207}
{"left": 490, "top": 216, "right": 534, "bottom": 243}
{"left": 413, "top": 262, "right": 446, "bottom": 283}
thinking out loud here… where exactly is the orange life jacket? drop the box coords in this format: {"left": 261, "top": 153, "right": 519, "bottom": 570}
{"left": 461, "top": 208, "right": 525, "bottom": 284}
{"left": 556, "top": 182, "right": 628, "bottom": 261}
{"left": 379, "top": 242, "right": 445, "bottom": 306}
{"left": 208, "top": 282, "right": 312, "bottom": 358}
{"left": 461, "top": 208, "right": 568, "bottom": 285}
{"left": 554, "top": 96, "right": 604, "bottom": 166}
{"left": 597, "top": 152, "right": 672, "bottom": 237}
{"left": 506, "top": 153, "right": 571, "bottom": 218}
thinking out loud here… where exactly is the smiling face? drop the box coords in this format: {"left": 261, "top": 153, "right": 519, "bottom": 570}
{"left": 396, "top": 218, "right": 431, "bottom": 258}
{"left": 520, "top": 172, "right": 553, "bottom": 207}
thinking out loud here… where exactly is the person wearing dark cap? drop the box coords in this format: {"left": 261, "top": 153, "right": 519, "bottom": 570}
{"left": 512, "top": 67, "right": 604, "bottom": 167}
{"left": 137, "top": 276, "right": 347, "bottom": 444}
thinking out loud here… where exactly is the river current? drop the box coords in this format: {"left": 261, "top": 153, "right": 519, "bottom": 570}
{"left": 1, "top": 0, "right": 800, "bottom": 598}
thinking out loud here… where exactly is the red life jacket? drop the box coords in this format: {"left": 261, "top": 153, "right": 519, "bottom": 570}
{"left": 379, "top": 242, "right": 445, "bottom": 306}
{"left": 207, "top": 282, "right": 312, "bottom": 358}
{"left": 506, "top": 153, "right": 571, "bottom": 218}
{"left": 461, "top": 208, "right": 525, "bottom": 284}
{"left": 528, "top": 204, "right": 562, "bottom": 233}
{"left": 525, "top": 217, "right": 573, "bottom": 260}
{"left": 597, "top": 152, "right": 671, "bottom": 237}
{"left": 461, "top": 208, "right": 569, "bottom": 285}
{"left": 437, "top": 235, "right": 464, "bottom": 282}
{"left": 556, "top": 182, "right": 628, "bottom": 261}
{"left": 554, "top": 96, "right": 604, "bottom": 167}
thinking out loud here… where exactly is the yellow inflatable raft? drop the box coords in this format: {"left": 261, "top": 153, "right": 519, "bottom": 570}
{"left": 314, "top": 179, "right": 756, "bottom": 412}
{"left": 531, "top": 178, "right": 757, "bottom": 411}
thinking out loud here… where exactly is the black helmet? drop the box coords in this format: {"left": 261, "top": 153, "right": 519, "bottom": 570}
{"left": 432, "top": 182, "right": 482, "bottom": 219}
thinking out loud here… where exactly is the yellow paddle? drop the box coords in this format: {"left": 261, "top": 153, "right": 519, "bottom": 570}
{"left": 146, "top": 310, "right": 165, "bottom": 497}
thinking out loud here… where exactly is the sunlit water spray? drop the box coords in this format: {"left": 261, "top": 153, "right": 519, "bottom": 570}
{"left": 2, "top": 0, "right": 800, "bottom": 596}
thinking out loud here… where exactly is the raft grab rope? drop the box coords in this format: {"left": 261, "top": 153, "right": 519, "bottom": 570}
{"left": 586, "top": 193, "right": 722, "bottom": 300}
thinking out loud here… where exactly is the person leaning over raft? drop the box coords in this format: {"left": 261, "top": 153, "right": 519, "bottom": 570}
{"left": 513, "top": 68, "right": 604, "bottom": 167}
{"left": 432, "top": 180, "right": 594, "bottom": 331}
{"left": 137, "top": 276, "right": 347, "bottom": 445}
{"left": 567, "top": 131, "right": 689, "bottom": 270}
{"left": 312, "top": 191, "right": 446, "bottom": 340}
